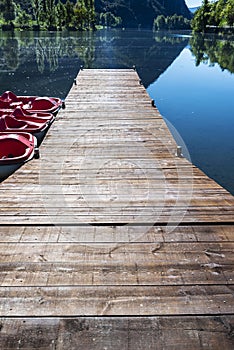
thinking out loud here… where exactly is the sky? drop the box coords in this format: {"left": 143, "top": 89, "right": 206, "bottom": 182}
{"left": 185, "top": 0, "right": 202, "bottom": 7}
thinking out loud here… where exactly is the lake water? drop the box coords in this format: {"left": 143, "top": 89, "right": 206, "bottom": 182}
{"left": 0, "top": 29, "right": 233, "bottom": 194}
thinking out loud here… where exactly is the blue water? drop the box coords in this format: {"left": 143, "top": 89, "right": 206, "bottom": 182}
{"left": 147, "top": 46, "right": 234, "bottom": 194}
{"left": 0, "top": 29, "right": 233, "bottom": 194}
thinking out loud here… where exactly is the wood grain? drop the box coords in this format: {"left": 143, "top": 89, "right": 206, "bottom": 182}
{"left": 0, "top": 316, "right": 233, "bottom": 350}
{"left": 0, "top": 69, "right": 233, "bottom": 349}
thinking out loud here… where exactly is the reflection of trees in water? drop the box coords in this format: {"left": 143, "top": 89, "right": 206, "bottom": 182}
{"left": 0, "top": 31, "right": 189, "bottom": 78}
{"left": 1, "top": 31, "right": 234, "bottom": 77}
{"left": 98, "top": 30, "right": 121, "bottom": 43}
{"left": 15, "top": 31, "right": 35, "bottom": 47}
{"left": 35, "top": 33, "right": 96, "bottom": 72}
{"left": 154, "top": 33, "right": 189, "bottom": 45}
{"left": 0, "top": 32, "right": 37, "bottom": 72}
{"left": 75, "top": 32, "right": 95, "bottom": 68}
{"left": 0, "top": 32, "right": 96, "bottom": 74}
{"left": 0, "top": 37, "right": 19, "bottom": 70}
{"left": 4, "top": 38, "right": 19, "bottom": 70}
{"left": 35, "top": 39, "right": 60, "bottom": 73}
{"left": 190, "top": 34, "right": 234, "bottom": 74}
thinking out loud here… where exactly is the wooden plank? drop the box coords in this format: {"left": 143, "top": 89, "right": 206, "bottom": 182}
{"left": 0, "top": 241, "right": 233, "bottom": 287}
{"left": 1, "top": 242, "right": 233, "bottom": 267}
{"left": 0, "top": 316, "right": 234, "bottom": 350}
{"left": 0, "top": 285, "right": 233, "bottom": 316}
{"left": 0, "top": 213, "right": 233, "bottom": 225}
{"left": 0, "top": 225, "right": 233, "bottom": 244}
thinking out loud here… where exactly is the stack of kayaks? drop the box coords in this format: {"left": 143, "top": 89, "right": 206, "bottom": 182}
{"left": 0, "top": 90, "right": 64, "bottom": 180}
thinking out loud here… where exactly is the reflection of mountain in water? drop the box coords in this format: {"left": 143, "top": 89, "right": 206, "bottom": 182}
{"left": 0, "top": 30, "right": 188, "bottom": 98}
{"left": 133, "top": 34, "right": 189, "bottom": 87}
{"left": 92, "top": 30, "right": 189, "bottom": 87}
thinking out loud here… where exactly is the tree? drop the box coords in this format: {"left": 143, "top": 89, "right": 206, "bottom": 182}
{"left": 222, "top": 0, "right": 234, "bottom": 27}
{"left": 205, "top": 0, "right": 225, "bottom": 27}
{"left": 15, "top": 3, "right": 32, "bottom": 27}
{"left": 73, "top": 0, "right": 88, "bottom": 30}
{"left": 100, "top": 11, "right": 122, "bottom": 27}
{"left": 56, "top": 1, "right": 67, "bottom": 29}
{"left": 64, "top": 0, "right": 74, "bottom": 28}
{"left": 85, "top": 0, "right": 95, "bottom": 29}
{"left": 0, "top": 0, "right": 15, "bottom": 24}
{"left": 192, "top": 0, "right": 213, "bottom": 32}
{"left": 31, "top": 0, "right": 43, "bottom": 26}
{"left": 45, "top": 0, "right": 56, "bottom": 29}
{"left": 191, "top": 0, "right": 234, "bottom": 32}
{"left": 153, "top": 15, "right": 166, "bottom": 30}
{"left": 153, "top": 14, "right": 190, "bottom": 31}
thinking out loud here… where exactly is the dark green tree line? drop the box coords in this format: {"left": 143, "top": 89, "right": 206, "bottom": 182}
{"left": 192, "top": 0, "right": 234, "bottom": 33}
{"left": 153, "top": 14, "right": 191, "bottom": 31}
{"left": 0, "top": 0, "right": 96, "bottom": 31}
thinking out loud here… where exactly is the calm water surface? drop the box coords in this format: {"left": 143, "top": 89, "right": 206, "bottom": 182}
{"left": 0, "top": 29, "right": 233, "bottom": 194}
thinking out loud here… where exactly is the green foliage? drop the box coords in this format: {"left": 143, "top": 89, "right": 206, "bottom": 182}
{"left": 64, "top": 0, "right": 74, "bottom": 27}
{"left": 0, "top": 0, "right": 207, "bottom": 32}
{"left": 95, "top": 0, "right": 191, "bottom": 28}
{"left": 99, "top": 12, "right": 122, "bottom": 27}
{"left": 15, "top": 5, "right": 33, "bottom": 28}
{"left": 192, "top": 0, "right": 234, "bottom": 33}
{"left": 31, "top": 0, "right": 43, "bottom": 25}
{"left": 56, "top": 0, "right": 67, "bottom": 29}
{"left": 73, "top": 0, "right": 87, "bottom": 30}
{"left": 44, "top": 0, "right": 57, "bottom": 29}
{"left": 153, "top": 15, "right": 167, "bottom": 31}
{"left": 0, "top": 0, "right": 15, "bottom": 24}
{"left": 86, "top": 0, "right": 95, "bottom": 30}
{"left": 222, "top": 0, "right": 234, "bottom": 26}
{"left": 167, "top": 14, "right": 191, "bottom": 30}
{"left": 0, "top": 0, "right": 96, "bottom": 31}
{"left": 153, "top": 14, "right": 191, "bottom": 31}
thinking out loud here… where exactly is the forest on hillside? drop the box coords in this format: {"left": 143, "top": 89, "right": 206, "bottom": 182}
{"left": 0, "top": 0, "right": 191, "bottom": 30}
{"left": 0, "top": 0, "right": 95, "bottom": 30}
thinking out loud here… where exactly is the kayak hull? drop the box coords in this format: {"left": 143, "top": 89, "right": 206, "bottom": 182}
{"left": 0, "top": 132, "right": 38, "bottom": 180}
{"left": 0, "top": 91, "right": 64, "bottom": 115}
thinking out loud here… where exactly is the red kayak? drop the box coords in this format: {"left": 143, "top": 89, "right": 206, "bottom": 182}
{"left": 0, "top": 115, "right": 49, "bottom": 143}
{"left": 0, "top": 100, "right": 18, "bottom": 111}
{"left": 0, "top": 91, "right": 64, "bottom": 115}
{"left": 0, "top": 132, "right": 38, "bottom": 179}
{"left": 0, "top": 106, "right": 55, "bottom": 124}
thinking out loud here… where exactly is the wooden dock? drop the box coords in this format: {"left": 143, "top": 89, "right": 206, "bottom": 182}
{"left": 0, "top": 69, "right": 234, "bottom": 349}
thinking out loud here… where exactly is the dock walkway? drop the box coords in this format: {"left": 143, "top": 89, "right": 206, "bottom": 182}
{"left": 0, "top": 69, "right": 234, "bottom": 349}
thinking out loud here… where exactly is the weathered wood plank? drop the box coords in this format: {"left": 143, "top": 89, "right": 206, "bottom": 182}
{"left": 0, "top": 285, "right": 233, "bottom": 316}
{"left": 0, "top": 241, "right": 233, "bottom": 287}
{"left": 0, "top": 316, "right": 233, "bottom": 350}
{"left": 0, "top": 225, "right": 232, "bottom": 243}
{"left": 0, "top": 316, "right": 233, "bottom": 349}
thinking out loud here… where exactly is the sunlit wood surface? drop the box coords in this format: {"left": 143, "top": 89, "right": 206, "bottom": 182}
{"left": 0, "top": 69, "right": 233, "bottom": 349}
